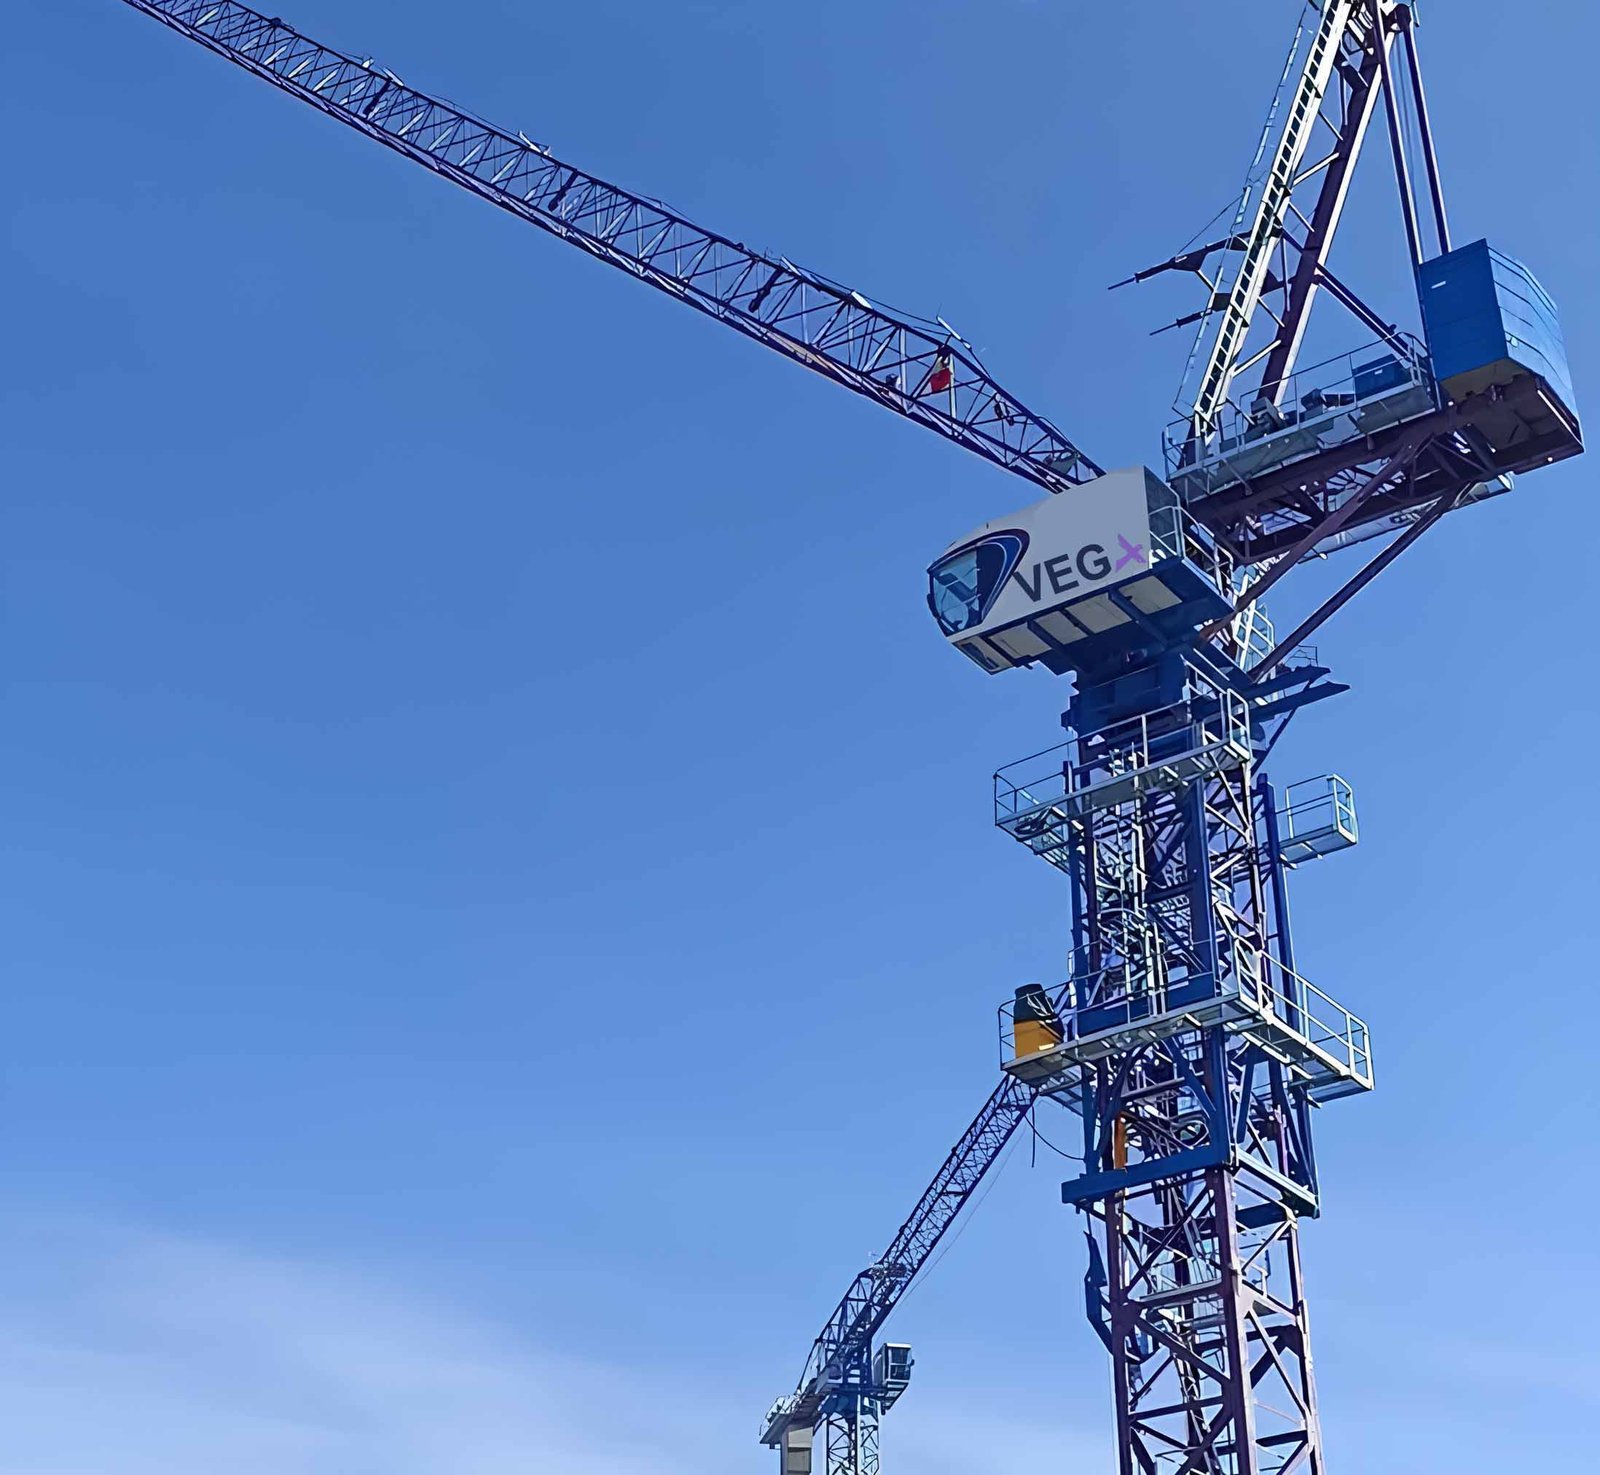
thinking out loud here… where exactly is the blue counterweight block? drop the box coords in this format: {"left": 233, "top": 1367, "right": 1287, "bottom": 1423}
{"left": 1419, "top": 239, "right": 1582, "bottom": 471}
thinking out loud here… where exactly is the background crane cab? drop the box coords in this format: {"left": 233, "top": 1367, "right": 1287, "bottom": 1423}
{"left": 779, "top": 1424, "right": 812, "bottom": 1475}
{"left": 873, "top": 1343, "right": 913, "bottom": 1404}
{"left": 926, "top": 466, "right": 1231, "bottom": 679}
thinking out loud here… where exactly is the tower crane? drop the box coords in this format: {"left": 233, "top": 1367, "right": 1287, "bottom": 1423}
{"left": 106, "top": 3, "right": 1583, "bottom": 1474}
{"left": 759, "top": 1077, "right": 1035, "bottom": 1475}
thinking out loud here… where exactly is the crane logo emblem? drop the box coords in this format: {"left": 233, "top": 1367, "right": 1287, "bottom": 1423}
{"left": 1007, "top": 540, "right": 1119, "bottom": 603}
{"left": 1114, "top": 533, "right": 1148, "bottom": 572}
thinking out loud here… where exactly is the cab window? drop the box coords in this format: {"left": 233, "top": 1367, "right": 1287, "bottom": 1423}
{"left": 929, "top": 539, "right": 1012, "bottom": 634}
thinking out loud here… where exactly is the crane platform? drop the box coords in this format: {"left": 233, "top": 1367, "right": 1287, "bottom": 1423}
{"left": 993, "top": 691, "right": 1253, "bottom": 872}
{"left": 1001, "top": 938, "right": 1374, "bottom": 1107}
{"left": 1165, "top": 339, "right": 1438, "bottom": 503}
{"left": 1275, "top": 775, "right": 1360, "bottom": 863}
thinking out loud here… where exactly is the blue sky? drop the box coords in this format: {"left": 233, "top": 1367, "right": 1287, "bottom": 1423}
{"left": 3, "top": 1, "right": 1595, "bottom": 1470}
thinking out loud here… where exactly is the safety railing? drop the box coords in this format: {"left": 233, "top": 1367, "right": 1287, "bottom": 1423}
{"left": 1000, "top": 929, "right": 1372, "bottom": 1095}
{"left": 1244, "top": 943, "right": 1373, "bottom": 1090}
{"left": 1228, "top": 596, "right": 1328, "bottom": 677}
{"left": 994, "top": 690, "right": 1253, "bottom": 831}
{"left": 1138, "top": 1239, "right": 1269, "bottom": 1302}
{"left": 1148, "top": 495, "right": 1230, "bottom": 596}
{"left": 1275, "top": 774, "right": 1359, "bottom": 862}
{"left": 1164, "top": 336, "right": 1436, "bottom": 497}
{"left": 761, "top": 1396, "right": 797, "bottom": 1442}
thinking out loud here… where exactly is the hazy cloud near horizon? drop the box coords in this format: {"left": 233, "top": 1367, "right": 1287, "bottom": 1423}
{"left": 0, "top": 1212, "right": 1590, "bottom": 1473}
{"left": 0, "top": 1218, "right": 1105, "bottom": 1475}
{"left": 0, "top": 1218, "right": 740, "bottom": 1474}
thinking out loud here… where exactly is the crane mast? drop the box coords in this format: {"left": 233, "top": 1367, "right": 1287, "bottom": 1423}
{"left": 939, "top": 5, "right": 1577, "bottom": 1472}
{"left": 106, "top": 3, "right": 1584, "bottom": 1475}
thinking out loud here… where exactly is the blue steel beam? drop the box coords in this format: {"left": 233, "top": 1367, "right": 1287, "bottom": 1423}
{"left": 112, "top": 0, "right": 1104, "bottom": 495}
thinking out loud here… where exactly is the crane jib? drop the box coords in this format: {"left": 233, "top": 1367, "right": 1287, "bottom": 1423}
{"left": 113, "top": 0, "right": 1105, "bottom": 493}
{"left": 764, "top": 1076, "right": 1035, "bottom": 1447}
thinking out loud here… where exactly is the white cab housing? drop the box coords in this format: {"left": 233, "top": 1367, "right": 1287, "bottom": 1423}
{"left": 928, "top": 466, "right": 1221, "bottom": 675}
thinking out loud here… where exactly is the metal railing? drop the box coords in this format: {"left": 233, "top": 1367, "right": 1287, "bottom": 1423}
{"left": 1139, "top": 1239, "right": 1269, "bottom": 1302}
{"left": 1245, "top": 942, "right": 1372, "bottom": 1088}
{"left": 1148, "top": 495, "right": 1229, "bottom": 595}
{"left": 995, "top": 691, "right": 1253, "bottom": 828}
{"left": 1000, "top": 930, "right": 1372, "bottom": 1093}
{"left": 1276, "top": 775, "right": 1359, "bottom": 860}
{"left": 1164, "top": 335, "right": 1436, "bottom": 491}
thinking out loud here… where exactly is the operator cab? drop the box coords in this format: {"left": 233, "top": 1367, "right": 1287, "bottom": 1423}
{"left": 929, "top": 466, "right": 1231, "bottom": 677}
{"left": 873, "top": 1343, "right": 913, "bottom": 1407}
{"left": 928, "top": 532, "right": 1027, "bottom": 637}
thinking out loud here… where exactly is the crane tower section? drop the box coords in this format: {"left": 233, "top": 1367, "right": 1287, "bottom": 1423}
{"left": 928, "top": 473, "right": 1365, "bottom": 1472}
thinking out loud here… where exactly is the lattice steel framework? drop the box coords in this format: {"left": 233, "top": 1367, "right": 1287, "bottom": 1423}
{"left": 116, "top": 0, "right": 1103, "bottom": 494}
{"left": 1001, "top": 645, "right": 1366, "bottom": 1475}
{"left": 1134, "top": 0, "right": 1412, "bottom": 444}
{"left": 763, "top": 1077, "right": 1035, "bottom": 1465}
{"left": 821, "top": 1395, "right": 881, "bottom": 1475}
{"left": 1075, "top": 741, "right": 1321, "bottom": 1475}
